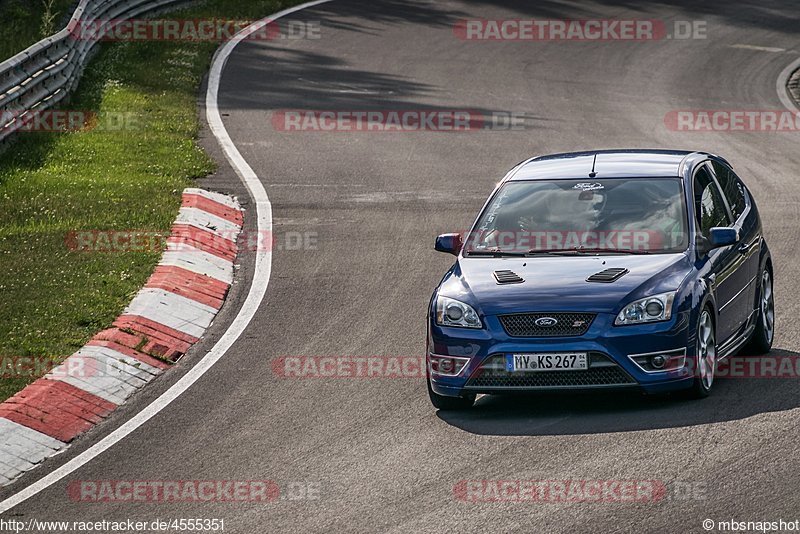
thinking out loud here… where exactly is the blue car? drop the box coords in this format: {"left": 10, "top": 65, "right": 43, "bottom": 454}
{"left": 427, "top": 149, "right": 774, "bottom": 409}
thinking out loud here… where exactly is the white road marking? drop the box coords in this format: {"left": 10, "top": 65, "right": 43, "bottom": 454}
{"left": 777, "top": 56, "right": 800, "bottom": 112}
{"left": 0, "top": 0, "right": 335, "bottom": 514}
{"left": 730, "top": 44, "right": 786, "bottom": 53}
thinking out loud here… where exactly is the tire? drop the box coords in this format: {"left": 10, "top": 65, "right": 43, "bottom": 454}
{"left": 427, "top": 377, "right": 475, "bottom": 410}
{"left": 689, "top": 307, "right": 717, "bottom": 399}
{"left": 744, "top": 267, "right": 774, "bottom": 355}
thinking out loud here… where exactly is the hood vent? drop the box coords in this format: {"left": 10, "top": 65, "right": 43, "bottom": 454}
{"left": 586, "top": 267, "right": 629, "bottom": 283}
{"left": 494, "top": 270, "right": 524, "bottom": 284}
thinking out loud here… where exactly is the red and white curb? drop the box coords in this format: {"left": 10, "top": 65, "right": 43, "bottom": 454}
{"left": 0, "top": 188, "right": 243, "bottom": 486}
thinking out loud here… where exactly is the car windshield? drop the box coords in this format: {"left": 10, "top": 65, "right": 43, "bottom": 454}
{"left": 466, "top": 178, "right": 688, "bottom": 255}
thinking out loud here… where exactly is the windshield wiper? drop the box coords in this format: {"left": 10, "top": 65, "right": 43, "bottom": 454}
{"left": 466, "top": 248, "right": 528, "bottom": 257}
{"left": 467, "top": 247, "right": 653, "bottom": 257}
{"left": 528, "top": 247, "right": 651, "bottom": 255}
{"left": 614, "top": 248, "right": 651, "bottom": 254}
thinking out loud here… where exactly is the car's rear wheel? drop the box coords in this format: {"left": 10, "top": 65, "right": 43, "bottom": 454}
{"left": 427, "top": 377, "right": 475, "bottom": 410}
{"left": 745, "top": 267, "right": 774, "bottom": 355}
{"left": 689, "top": 308, "right": 716, "bottom": 398}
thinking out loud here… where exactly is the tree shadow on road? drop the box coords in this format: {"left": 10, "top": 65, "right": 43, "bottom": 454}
{"left": 455, "top": 0, "right": 800, "bottom": 35}
{"left": 306, "top": 0, "right": 800, "bottom": 39}
{"left": 219, "top": 42, "right": 553, "bottom": 128}
{"left": 217, "top": 0, "right": 555, "bottom": 128}
{"left": 437, "top": 348, "right": 800, "bottom": 436}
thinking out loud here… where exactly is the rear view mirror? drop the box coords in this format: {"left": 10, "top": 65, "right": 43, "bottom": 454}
{"left": 708, "top": 227, "right": 739, "bottom": 248}
{"left": 435, "top": 233, "right": 463, "bottom": 255}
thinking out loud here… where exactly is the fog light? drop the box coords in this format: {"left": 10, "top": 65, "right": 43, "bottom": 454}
{"left": 629, "top": 348, "right": 686, "bottom": 373}
{"left": 429, "top": 354, "right": 469, "bottom": 377}
{"left": 651, "top": 354, "right": 667, "bottom": 369}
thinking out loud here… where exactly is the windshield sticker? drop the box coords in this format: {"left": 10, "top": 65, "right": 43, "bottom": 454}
{"left": 573, "top": 182, "right": 604, "bottom": 191}
{"left": 477, "top": 187, "right": 510, "bottom": 232}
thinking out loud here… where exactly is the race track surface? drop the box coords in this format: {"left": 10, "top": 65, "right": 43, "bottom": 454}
{"left": 2, "top": 1, "right": 800, "bottom": 532}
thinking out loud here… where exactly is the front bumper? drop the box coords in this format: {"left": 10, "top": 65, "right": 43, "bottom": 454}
{"left": 428, "top": 310, "right": 694, "bottom": 397}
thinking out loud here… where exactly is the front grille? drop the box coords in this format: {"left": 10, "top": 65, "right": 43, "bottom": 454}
{"left": 498, "top": 312, "right": 595, "bottom": 337}
{"left": 465, "top": 353, "right": 636, "bottom": 389}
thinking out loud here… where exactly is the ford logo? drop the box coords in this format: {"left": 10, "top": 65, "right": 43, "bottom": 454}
{"left": 534, "top": 317, "right": 558, "bottom": 327}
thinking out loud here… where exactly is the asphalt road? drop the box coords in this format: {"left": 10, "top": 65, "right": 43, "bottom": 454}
{"left": 3, "top": 0, "right": 800, "bottom": 532}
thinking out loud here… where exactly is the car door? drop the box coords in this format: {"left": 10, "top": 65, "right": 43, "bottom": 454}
{"left": 692, "top": 163, "right": 741, "bottom": 343}
{"left": 710, "top": 161, "right": 760, "bottom": 325}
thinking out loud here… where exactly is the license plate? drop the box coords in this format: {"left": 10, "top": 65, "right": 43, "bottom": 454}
{"left": 505, "top": 352, "right": 588, "bottom": 372}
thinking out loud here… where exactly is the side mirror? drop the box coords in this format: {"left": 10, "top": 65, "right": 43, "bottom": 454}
{"left": 708, "top": 227, "right": 739, "bottom": 249}
{"left": 435, "top": 233, "right": 463, "bottom": 255}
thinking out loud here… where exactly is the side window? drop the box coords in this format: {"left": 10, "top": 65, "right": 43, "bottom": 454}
{"left": 693, "top": 166, "right": 730, "bottom": 238}
{"left": 711, "top": 161, "right": 747, "bottom": 221}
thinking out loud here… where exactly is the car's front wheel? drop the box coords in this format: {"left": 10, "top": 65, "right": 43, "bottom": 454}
{"left": 427, "top": 377, "right": 475, "bottom": 410}
{"left": 689, "top": 308, "right": 717, "bottom": 398}
{"left": 745, "top": 267, "right": 774, "bottom": 355}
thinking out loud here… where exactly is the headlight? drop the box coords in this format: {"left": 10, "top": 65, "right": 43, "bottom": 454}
{"left": 615, "top": 291, "right": 676, "bottom": 325}
{"left": 436, "top": 296, "right": 482, "bottom": 328}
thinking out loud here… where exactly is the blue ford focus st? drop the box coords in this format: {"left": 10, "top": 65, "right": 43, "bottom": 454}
{"left": 427, "top": 150, "right": 775, "bottom": 410}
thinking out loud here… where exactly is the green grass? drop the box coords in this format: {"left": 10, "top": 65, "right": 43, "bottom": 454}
{"left": 0, "top": 0, "right": 77, "bottom": 61}
{"left": 0, "top": 0, "right": 305, "bottom": 401}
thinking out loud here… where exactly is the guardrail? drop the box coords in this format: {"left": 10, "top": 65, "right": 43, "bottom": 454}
{"left": 0, "top": 0, "right": 187, "bottom": 147}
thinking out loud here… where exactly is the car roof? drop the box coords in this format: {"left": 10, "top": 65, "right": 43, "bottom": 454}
{"left": 507, "top": 149, "right": 726, "bottom": 181}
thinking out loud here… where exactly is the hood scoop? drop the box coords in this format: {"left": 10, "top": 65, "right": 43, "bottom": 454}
{"left": 494, "top": 270, "right": 524, "bottom": 284}
{"left": 586, "top": 267, "right": 629, "bottom": 283}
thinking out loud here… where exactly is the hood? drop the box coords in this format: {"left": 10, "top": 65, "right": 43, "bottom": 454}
{"left": 439, "top": 253, "right": 691, "bottom": 315}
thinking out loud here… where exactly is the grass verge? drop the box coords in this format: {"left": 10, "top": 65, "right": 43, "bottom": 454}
{"left": 0, "top": 0, "right": 305, "bottom": 401}
{"left": 0, "top": 0, "right": 77, "bottom": 61}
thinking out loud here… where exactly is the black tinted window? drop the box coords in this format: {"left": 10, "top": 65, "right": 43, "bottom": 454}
{"left": 712, "top": 161, "right": 747, "bottom": 220}
{"left": 693, "top": 166, "right": 730, "bottom": 237}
